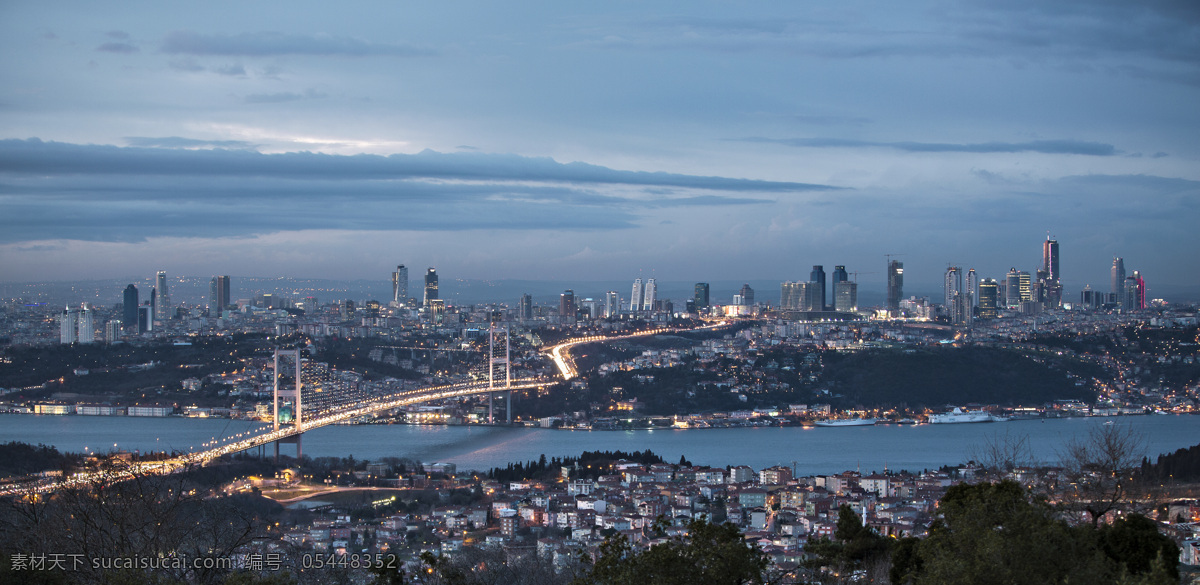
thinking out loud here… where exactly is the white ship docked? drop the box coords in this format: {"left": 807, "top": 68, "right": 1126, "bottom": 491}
{"left": 928, "top": 407, "right": 1007, "bottom": 424}
{"left": 813, "top": 418, "right": 877, "bottom": 427}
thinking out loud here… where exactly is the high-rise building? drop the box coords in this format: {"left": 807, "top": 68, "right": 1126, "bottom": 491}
{"left": 832, "top": 265, "right": 848, "bottom": 285}
{"left": 887, "top": 261, "right": 904, "bottom": 313}
{"left": 123, "top": 284, "right": 138, "bottom": 329}
{"left": 833, "top": 280, "right": 857, "bottom": 312}
{"left": 78, "top": 304, "right": 94, "bottom": 343}
{"left": 604, "top": 291, "right": 619, "bottom": 318}
{"left": 209, "top": 276, "right": 230, "bottom": 316}
{"left": 155, "top": 271, "right": 170, "bottom": 320}
{"left": 810, "top": 265, "right": 826, "bottom": 311}
{"left": 1040, "top": 237, "right": 1062, "bottom": 309}
{"left": 1043, "top": 238, "right": 1060, "bottom": 282}
{"left": 519, "top": 293, "right": 533, "bottom": 320}
{"left": 964, "top": 268, "right": 976, "bottom": 327}
{"left": 423, "top": 268, "right": 438, "bottom": 307}
{"left": 138, "top": 304, "right": 152, "bottom": 333}
{"left": 1006, "top": 268, "right": 1031, "bottom": 309}
{"left": 1111, "top": 257, "right": 1126, "bottom": 298}
{"left": 945, "top": 266, "right": 967, "bottom": 325}
{"left": 59, "top": 306, "right": 77, "bottom": 344}
{"left": 978, "top": 278, "right": 999, "bottom": 319}
{"left": 630, "top": 279, "right": 643, "bottom": 312}
{"left": 737, "top": 283, "right": 755, "bottom": 307}
{"left": 694, "top": 283, "right": 710, "bottom": 309}
{"left": 1123, "top": 276, "right": 1140, "bottom": 311}
{"left": 392, "top": 265, "right": 409, "bottom": 306}
{"left": 642, "top": 278, "right": 657, "bottom": 311}
{"left": 1134, "top": 270, "right": 1146, "bottom": 310}
{"left": 150, "top": 287, "right": 157, "bottom": 322}
{"left": 105, "top": 320, "right": 122, "bottom": 343}
{"left": 559, "top": 290, "right": 576, "bottom": 320}
{"left": 780, "top": 281, "right": 803, "bottom": 310}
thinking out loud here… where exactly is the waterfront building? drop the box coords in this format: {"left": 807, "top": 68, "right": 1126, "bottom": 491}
{"left": 155, "top": 270, "right": 170, "bottom": 320}
{"left": 630, "top": 279, "right": 643, "bottom": 312}
{"left": 392, "top": 265, "right": 408, "bottom": 306}
{"left": 424, "top": 268, "right": 439, "bottom": 308}
{"left": 887, "top": 260, "right": 903, "bottom": 314}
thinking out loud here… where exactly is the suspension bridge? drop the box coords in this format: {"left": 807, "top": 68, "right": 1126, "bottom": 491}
{"left": 3, "top": 320, "right": 732, "bottom": 495}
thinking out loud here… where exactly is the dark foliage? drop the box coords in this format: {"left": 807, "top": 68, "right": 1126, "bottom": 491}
{"left": 1139, "top": 442, "right": 1200, "bottom": 484}
{"left": 820, "top": 347, "right": 1092, "bottom": 408}
{"left": 0, "top": 442, "right": 81, "bottom": 479}
{"left": 486, "top": 450, "right": 676, "bottom": 483}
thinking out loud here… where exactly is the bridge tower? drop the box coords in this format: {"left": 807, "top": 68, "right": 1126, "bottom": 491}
{"left": 488, "top": 322, "right": 511, "bottom": 424}
{"left": 273, "top": 347, "right": 303, "bottom": 460}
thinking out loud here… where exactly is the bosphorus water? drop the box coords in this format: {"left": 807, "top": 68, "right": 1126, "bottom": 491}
{"left": 2, "top": 414, "right": 1195, "bottom": 476}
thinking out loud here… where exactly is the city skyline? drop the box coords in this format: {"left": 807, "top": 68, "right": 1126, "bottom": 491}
{"left": 0, "top": 2, "right": 1197, "bottom": 290}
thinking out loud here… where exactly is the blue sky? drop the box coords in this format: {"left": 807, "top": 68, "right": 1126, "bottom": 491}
{"left": 1, "top": 1, "right": 1197, "bottom": 296}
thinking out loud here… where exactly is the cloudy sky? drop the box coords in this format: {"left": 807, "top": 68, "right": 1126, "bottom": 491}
{"left": 2, "top": 1, "right": 1198, "bottom": 297}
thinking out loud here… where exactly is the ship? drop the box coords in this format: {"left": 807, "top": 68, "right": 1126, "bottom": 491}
{"left": 927, "top": 407, "right": 1007, "bottom": 424}
{"left": 813, "top": 418, "right": 877, "bottom": 427}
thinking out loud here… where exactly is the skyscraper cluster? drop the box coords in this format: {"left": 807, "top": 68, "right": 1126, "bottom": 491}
{"left": 781, "top": 264, "right": 858, "bottom": 313}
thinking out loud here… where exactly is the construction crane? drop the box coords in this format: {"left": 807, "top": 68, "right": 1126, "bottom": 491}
{"left": 849, "top": 272, "right": 877, "bottom": 282}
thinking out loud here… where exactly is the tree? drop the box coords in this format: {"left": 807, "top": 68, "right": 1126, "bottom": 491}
{"left": 573, "top": 518, "right": 767, "bottom": 585}
{"left": 969, "top": 430, "right": 1034, "bottom": 477}
{"left": 804, "top": 505, "right": 891, "bottom": 583}
{"left": 1059, "top": 423, "right": 1146, "bottom": 526}
{"left": 1099, "top": 514, "right": 1179, "bottom": 582}
{"left": 893, "top": 481, "right": 1181, "bottom": 585}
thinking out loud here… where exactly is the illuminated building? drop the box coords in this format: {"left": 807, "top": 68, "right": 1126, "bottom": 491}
{"left": 155, "top": 271, "right": 170, "bottom": 320}
{"left": 423, "top": 267, "right": 438, "bottom": 307}
{"left": 978, "top": 278, "right": 999, "bottom": 319}
{"left": 642, "top": 278, "right": 657, "bottom": 311}
{"left": 630, "top": 278, "right": 643, "bottom": 312}
{"left": 604, "top": 291, "right": 619, "bottom": 318}
{"left": 1111, "top": 257, "right": 1125, "bottom": 303}
{"left": 833, "top": 280, "right": 857, "bottom": 312}
{"left": 559, "top": 289, "right": 576, "bottom": 321}
{"left": 1041, "top": 237, "right": 1062, "bottom": 309}
{"left": 78, "top": 304, "right": 94, "bottom": 343}
{"left": 59, "top": 306, "right": 77, "bottom": 344}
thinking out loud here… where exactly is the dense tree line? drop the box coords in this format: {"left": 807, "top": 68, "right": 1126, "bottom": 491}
{"left": 0, "top": 334, "right": 270, "bottom": 401}
{"left": 0, "top": 442, "right": 81, "bottom": 479}
{"left": 486, "top": 450, "right": 677, "bottom": 483}
{"left": 820, "top": 347, "right": 1093, "bottom": 408}
{"left": 1140, "top": 442, "right": 1200, "bottom": 484}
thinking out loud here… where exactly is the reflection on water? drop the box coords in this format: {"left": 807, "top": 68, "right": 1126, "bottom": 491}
{"left": 1, "top": 414, "right": 1195, "bottom": 477}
